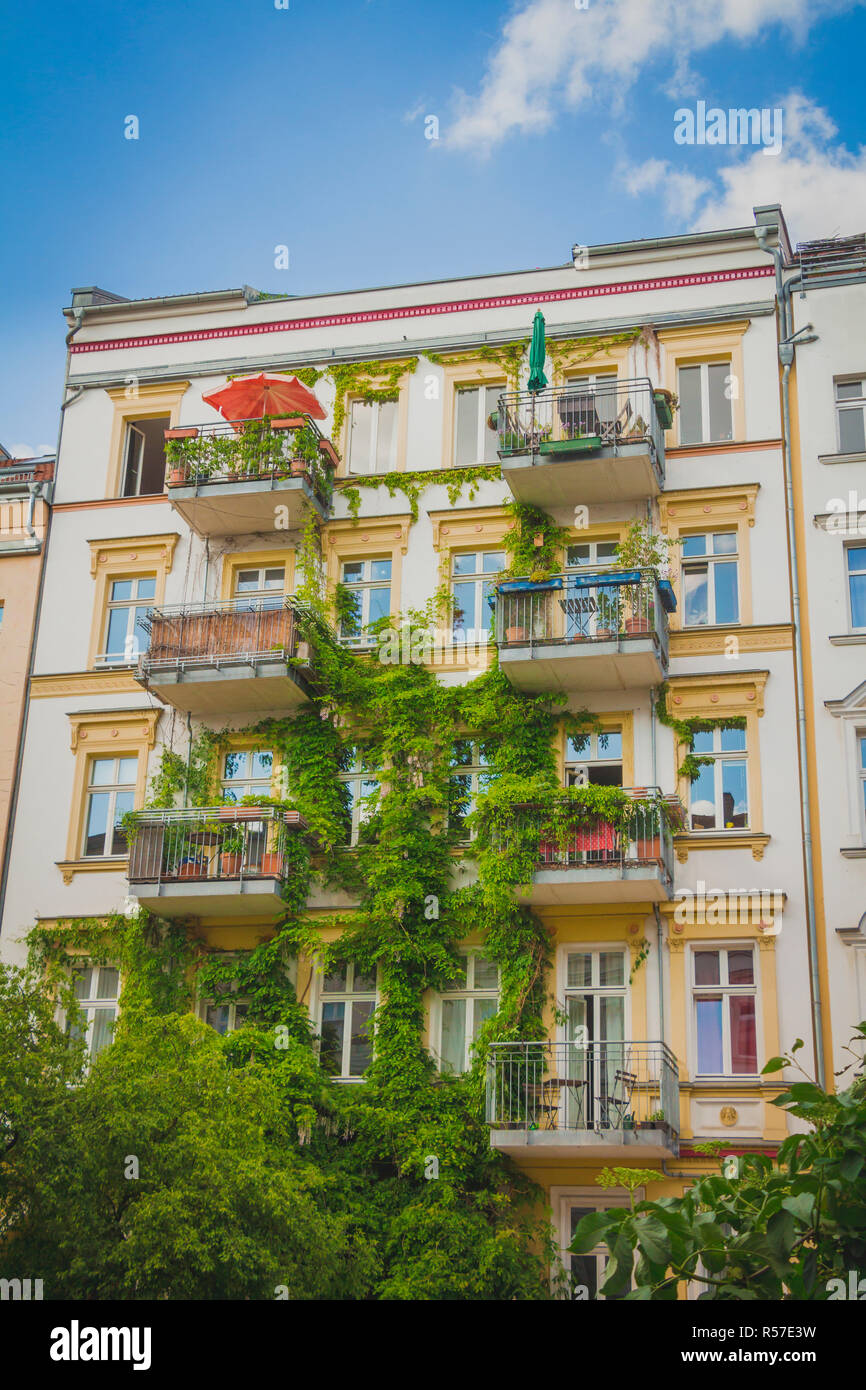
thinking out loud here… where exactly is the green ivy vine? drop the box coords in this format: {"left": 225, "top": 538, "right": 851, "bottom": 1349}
{"left": 655, "top": 682, "right": 747, "bottom": 782}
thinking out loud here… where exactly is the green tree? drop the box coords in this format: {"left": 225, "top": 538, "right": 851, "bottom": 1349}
{"left": 570, "top": 1026, "right": 866, "bottom": 1299}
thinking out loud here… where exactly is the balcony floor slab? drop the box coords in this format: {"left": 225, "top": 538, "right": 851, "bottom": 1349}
{"left": 129, "top": 877, "right": 286, "bottom": 918}
{"left": 500, "top": 443, "right": 661, "bottom": 507}
{"left": 490, "top": 1127, "right": 677, "bottom": 1161}
{"left": 499, "top": 639, "right": 665, "bottom": 692}
{"left": 168, "top": 475, "right": 326, "bottom": 536}
{"left": 523, "top": 865, "right": 672, "bottom": 904}
{"left": 137, "top": 658, "right": 310, "bottom": 715}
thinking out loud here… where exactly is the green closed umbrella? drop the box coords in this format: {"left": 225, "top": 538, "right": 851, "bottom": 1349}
{"left": 527, "top": 310, "right": 548, "bottom": 392}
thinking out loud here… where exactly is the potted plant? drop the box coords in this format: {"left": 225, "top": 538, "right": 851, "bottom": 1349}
{"left": 219, "top": 826, "right": 245, "bottom": 877}
{"left": 487, "top": 410, "right": 499, "bottom": 433}
{"left": 652, "top": 388, "right": 677, "bottom": 430}
{"left": 290, "top": 457, "right": 308, "bottom": 478}
{"left": 615, "top": 521, "right": 677, "bottom": 633}
{"left": 638, "top": 1108, "right": 669, "bottom": 1132}
{"left": 594, "top": 590, "right": 619, "bottom": 638}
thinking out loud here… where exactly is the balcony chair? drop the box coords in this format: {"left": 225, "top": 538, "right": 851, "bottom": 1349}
{"left": 598, "top": 1065, "right": 637, "bottom": 1129}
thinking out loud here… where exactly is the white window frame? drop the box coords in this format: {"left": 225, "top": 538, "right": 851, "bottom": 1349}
{"left": 451, "top": 549, "right": 504, "bottom": 643}
{"left": 63, "top": 963, "right": 121, "bottom": 1063}
{"left": 564, "top": 729, "right": 623, "bottom": 788}
{"left": 690, "top": 943, "right": 759, "bottom": 1078}
{"left": 122, "top": 416, "right": 170, "bottom": 497}
{"left": 454, "top": 383, "right": 503, "bottom": 467}
{"left": 677, "top": 360, "right": 733, "bottom": 445}
{"left": 338, "top": 747, "right": 380, "bottom": 845}
{"left": 220, "top": 748, "right": 275, "bottom": 803}
{"left": 433, "top": 951, "right": 500, "bottom": 1073}
{"left": 340, "top": 557, "right": 392, "bottom": 646}
{"left": 858, "top": 732, "right": 866, "bottom": 840}
{"left": 449, "top": 739, "right": 493, "bottom": 839}
{"left": 347, "top": 398, "right": 398, "bottom": 475}
{"left": 835, "top": 377, "right": 866, "bottom": 455}
{"left": 551, "top": 1189, "right": 635, "bottom": 1300}
{"left": 232, "top": 566, "right": 286, "bottom": 603}
{"left": 688, "top": 727, "right": 749, "bottom": 832}
{"left": 680, "top": 531, "right": 740, "bottom": 627}
{"left": 315, "top": 961, "right": 378, "bottom": 1080}
{"left": 82, "top": 755, "right": 138, "bottom": 858}
{"left": 558, "top": 946, "right": 630, "bottom": 1043}
{"left": 846, "top": 544, "right": 866, "bottom": 633}
{"left": 97, "top": 574, "right": 156, "bottom": 666}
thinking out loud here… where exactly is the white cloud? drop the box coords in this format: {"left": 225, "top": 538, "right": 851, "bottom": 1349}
{"left": 618, "top": 94, "right": 866, "bottom": 241}
{"left": 447, "top": 0, "right": 862, "bottom": 154}
{"left": 9, "top": 443, "right": 35, "bottom": 459}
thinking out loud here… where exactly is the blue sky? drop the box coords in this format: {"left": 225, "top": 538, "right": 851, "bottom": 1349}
{"left": 2, "top": 0, "right": 866, "bottom": 451}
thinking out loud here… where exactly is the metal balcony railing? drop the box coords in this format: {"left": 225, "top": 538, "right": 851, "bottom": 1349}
{"left": 127, "top": 806, "right": 307, "bottom": 885}
{"left": 496, "top": 377, "right": 664, "bottom": 467}
{"left": 164, "top": 416, "right": 337, "bottom": 501}
{"left": 492, "top": 568, "right": 673, "bottom": 659}
{"left": 506, "top": 789, "right": 678, "bottom": 893}
{"left": 486, "top": 1039, "right": 679, "bottom": 1136}
{"left": 138, "top": 596, "right": 304, "bottom": 678}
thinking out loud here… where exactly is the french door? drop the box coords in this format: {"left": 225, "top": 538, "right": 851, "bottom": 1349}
{"left": 563, "top": 950, "right": 627, "bottom": 1129}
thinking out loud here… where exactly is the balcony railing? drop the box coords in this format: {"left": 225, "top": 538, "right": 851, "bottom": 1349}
{"left": 496, "top": 378, "right": 664, "bottom": 466}
{"left": 127, "top": 806, "right": 307, "bottom": 886}
{"left": 164, "top": 416, "right": 337, "bottom": 504}
{"left": 486, "top": 1039, "right": 679, "bottom": 1137}
{"left": 507, "top": 789, "right": 678, "bottom": 893}
{"left": 493, "top": 568, "right": 674, "bottom": 656}
{"left": 139, "top": 596, "right": 303, "bottom": 677}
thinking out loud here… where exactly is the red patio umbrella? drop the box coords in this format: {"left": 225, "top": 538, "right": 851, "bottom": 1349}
{"left": 202, "top": 373, "right": 326, "bottom": 423}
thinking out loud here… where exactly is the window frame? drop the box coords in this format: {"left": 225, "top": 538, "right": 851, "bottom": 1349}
{"left": 346, "top": 397, "right": 399, "bottom": 475}
{"left": 338, "top": 746, "right": 380, "bottom": 845}
{"left": 448, "top": 739, "right": 494, "bottom": 839}
{"left": 82, "top": 754, "right": 139, "bottom": 859}
{"left": 680, "top": 530, "right": 740, "bottom": 628}
{"left": 834, "top": 377, "right": 866, "bottom": 455}
{"left": 687, "top": 726, "right": 749, "bottom": 833}
{"left": 63, "top": 962, "right": 121, "bottom": 1063}
{"left": 316, "top": 961, "right": 378, "bottom": 1080}
{"left": 564, "top": 729, "right": 624, "bottom": 788}
{"left": 677, "top": 360, "right": 734, "bottom": 446}
{"left": 858, "top": 731, "right": 866, "bottom": 840}
{"left": 846, "top": 543, "right": 866, "bottom": 633}
{"left": 97, "top": 573, "right": 157, "bottom": 666}
{"left": 450, "top": 548, "right": 504, "bottom": 643}
{"left": 552, "top": 1190, "right": 635, "bottom": 1300}
{"left": 433, "top": 951, "right": 500, "bottom": 1074}
{"left": 453, "top": 382, "right": 504, "bottom": 468}
{"left": 220, "top": 747, "right": 276, "bottom": 803}
{"left": 691, "top": 944, "right": 759, "bottom": 1078}
{"left": 339, "top": 556, "right": 392, "bottom": 646}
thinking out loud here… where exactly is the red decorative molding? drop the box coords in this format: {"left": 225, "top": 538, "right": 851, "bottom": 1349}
{"left": 70, "top": 265, "right": 774, "bottom": 356}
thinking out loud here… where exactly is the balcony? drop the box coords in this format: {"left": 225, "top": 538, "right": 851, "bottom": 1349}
{"left": 127, "top": 806, "right": 309, "bottom": 917}
{"left": 164, "top": 416, "right": 338, "bottom": 536}
{"left": 506, "top": 791, "right": 678, "bottom": 904}
{"left": 496, "top": 378, "right": 665, "bottom": 506}
{"left": 136, "top": 596, "right": 313, "bottom": 715}
{"left": 487, "top": 1040, "right": 679, "bottom": 1160}
{"left": 492, "top": 568, "right": 675, "bottom": 692}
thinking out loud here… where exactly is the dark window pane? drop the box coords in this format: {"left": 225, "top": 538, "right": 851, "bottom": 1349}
{"left": 728, "top": 949, "right": 754, "bottom": 985}
{"left": 694, "top": 951, "right": 720, "bottom": 986}
{"left": 348, "top": 1000, "right": 375, "bottom": 1075}
{"left": 320, "top": 1001, "right": 345, "bottom": 1075}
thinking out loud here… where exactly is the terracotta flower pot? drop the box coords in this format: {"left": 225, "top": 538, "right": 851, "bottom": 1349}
{"left": 625, "top": 616, "right": 651, "bottom": 634}
{"left": 220, "top": 852, "right": 243, "bottom": 875}
{"left": 168, "top": 467, "right": 188, "bottom": 485}
{"left": 163, "top": 427, "right": 199, "bottom": 440}
{"left": 179, "top": 859, "right": 202, "bottom": 878}
{"left": 505, "top": 625, "right": 527, "bottom": 643}
{"left": 259, "top": 852, "right": 282, "bottom": 876}
{"left": 290, "top": 458, "right": 308, "bottom": 477}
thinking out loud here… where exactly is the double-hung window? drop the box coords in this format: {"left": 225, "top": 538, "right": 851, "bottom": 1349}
{"left": 221, "top": 749, "right": 274, "bottom": 802}
{"left": 338, "top": 746, "right": 379, "bottom": 845}
{"left": 66, "top": 965, "right": 120, "bottom": 1061}
{"left": 100, "top": 576, "right": 155, "bottom": 664}
{"left": 835, "top": 379, "right": 866, "bottom": 453}
{"left": 451, "top": 550, "right": 503, "bottom": 643}
{"left": 449, "top": 739, "right": 494, "bottom": 838}
{"left": 203, "top": 971, "right": 250, "bottom": 1036}
{"left": 847, "top": 545, "right": 866, "bottom": 630}
{"left": 233, "top": 566, "right": 285, "bottom": 608}
{"left": 561, "top": 1196, "right": 631, "bottom": 1300}
{"left": 693, "top": 947, "right": 757, "bottom": 1075}
{"left": 688, "top": 728, "right": 748, "bottom": 831}
{"left": 340, "top": 558, "right": 391, "bottom": 644}
{"left": 454, "top": 384, "right": 502, "bottom": 466}
{"left": 565, "top": 730, "right": 623, "bottom": 788}
{"left": 681, "top": 532, "right": 739, "bottom": 626}
{"left": 319, "top": 962, "right": 377, "bottom": 1078}
{"left": 677, "top": 362, "right": 733, "bottom": 444}
{"left": 83, "top": 756, "right": 138, "bottom": 857}
{"left": 438, "top": 954, "right": 499, "bottom": 1073}
{"left": 347, "top": 399, "right": 398, "bottom": 474}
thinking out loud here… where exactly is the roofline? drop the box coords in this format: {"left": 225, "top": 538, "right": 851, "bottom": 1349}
{"left": 62, "top": 221, "right": 776, "bottom": 327}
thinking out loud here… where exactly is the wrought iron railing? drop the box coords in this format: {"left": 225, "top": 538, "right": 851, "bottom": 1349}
{"left": 492, "top": 567, "right": 673, "bottom": 662}
{"left": 486, "top": 1039, "right": 679, "bottom": 1136}
{"left": 164, "top": 416, "right": 337, "bottom": 502}
{"left": 138, "top": 596, "right": 305, "bottom": 679}
{"left": 508, "top": 789, "right": 678, "bottom": 893}
{"left": 127, "top": 806, "right": 307, "bottom": 885}
{"left": 496, "top": 377, "right": 663, "bottom": 468}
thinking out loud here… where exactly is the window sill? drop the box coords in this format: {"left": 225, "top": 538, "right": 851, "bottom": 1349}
{"left": 818, "top": 451, "right": 866, "bottom": 466}
{"left": 829, "top": 633, "right": 866, "bottom": 645}
{"left": 674, "top": 832, "right": 770, "bottom": 862}
{"left": 57, "top": 856, "right": 128, "bottom": 884}
{"left": 840, "top": 846, "right": 866, "bottom": 859}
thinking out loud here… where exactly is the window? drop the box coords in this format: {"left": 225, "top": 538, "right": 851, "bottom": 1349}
{"left": 566, "top": 541, "right": 619, "bottom": 569}
{"left": 221, "top": 749, "right": 274, "bottom": 802}
{"left": 847, "top": 546, "right": 866, "bottom": 630}
{"left": 563, "top": 950, "right": 628, "bottom": 1132}
{"left": 565, "top": 730, "right": 623, "bottom": 787}
{"left": 338, "top": 746, "right": 379, "bottom": 845}
{"left": 122, "top": 417, "right": 170, "bottom": 496}
{"left": 835, "top": 379, "right": 866, "bottom": 454}
{"left": 202, "top": 969, "right": 250, "bottom": 1036}
{"left": 449, "top": 740, "right": 495, "bottom": 838}
{"left": 681, "top": 532, "right": 739, "bottom": 626}
{"left": 688, "top": 727, "right": 748, "bottom": 831}
{"left": 319, "top": 962, "right": 376, "bottom": 1078}
{"left": 858, "top": 733, "right": 866, "bottom": 837}
{"left": 233, "top": 566, "right": 286, "bottom": 608}
{"left": 454, "top": 385, "right": 502, "bottom": 467}
{"left": 437, "top": 954, "right": 499, "bottom": 1073}
{"left": 0, "top": 601, "right": 4, "bottom": 628}
{"left": 66, "top": 964, "right": 120, "bottom": 1061}
{"left": 562, "top": 373, "right": 618, "bottom": 440}
{"left": 563, "top": 542, "right": 620, "bottom": 640}
{"left": 347, "top": 399, "right": 398, "bottom": 474}
{"left": 83, "top": 756, "right": 137, "bottom": 857}
{"left": 560, "top": 1197, "right": 631, "bottom": 1300}
{"left": 340, "top": 558, "right": 391, "bottom": 644}
{"left": 677, "top": 363, "right": 733, "bottom": 444}
{"left": 98, "top": 576, "right": 155, "bottom": 664}
{"left": 693, "top": 947, "right": 757, "bottom": 1075}
{"left": 451, "top": 550, "right": 504, "bottom": 641}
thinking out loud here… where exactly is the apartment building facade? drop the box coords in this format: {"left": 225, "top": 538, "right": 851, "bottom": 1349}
{"left": 0, "top": 205, "right": 836, "bottom": 1291}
